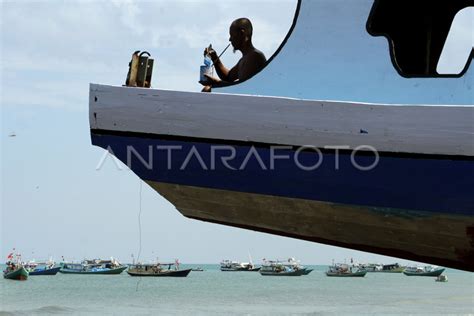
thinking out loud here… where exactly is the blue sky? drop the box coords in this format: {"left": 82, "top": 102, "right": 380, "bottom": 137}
{"left": 1, "top": 0, "right": 472, "bottom": 265}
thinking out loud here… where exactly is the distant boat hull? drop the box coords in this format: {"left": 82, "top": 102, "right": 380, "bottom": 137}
{"left": 59, "top": 266, "right": 127, "bottom": 275}
{"left": 403, "top": 268, "right": 445, "bottom": 277}
{"left": 326, "top": 271, "right": 367, "bottom": 277}
{"left": 260, "top": 269, "right": 306, "bottom": 276}
{"left": 3, "top": 267, "right": 28, "bottom": 280}
{"left": 127, "top": 268, "right": 192, "bottom": 277}
{"left": 29, "top": 267, "right": 61, "bottom": 276}
{"left": 221, "top": 267, "right": 260, "bottom": 272}
{"left": 378, "top": 268, "right": 405, "bottom": 273}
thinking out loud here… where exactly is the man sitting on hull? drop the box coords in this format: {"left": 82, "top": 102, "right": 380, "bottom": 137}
{"left": 201, "top": 18, "right": 267, "bottom": 92}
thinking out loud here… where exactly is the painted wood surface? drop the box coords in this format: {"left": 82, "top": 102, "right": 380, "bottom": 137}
{"left": 220, "top": 0, "right": 473, "bottom": 105}
{"left": 90, "top": 84, "right": 473, "bottom": 156}
{"left": 147, "top": 181, "right": 474, "bottom": 272}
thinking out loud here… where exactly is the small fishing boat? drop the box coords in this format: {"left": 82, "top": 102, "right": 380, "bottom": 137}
{"left": 379, "top": 263, "right": 405, "bottom": 273}
{"left": 435, "top": 275, "right": 448, "bottom": 282}
{"left": 403, "top": 265, "right": 445, "bottom": 276}
{"left": 356, "top": 263, "right": 382, "bottom": 272}
{"left": 220, "top": 260, "right": 260, "bottom": 271}
{"left": 259, "top": 259, "right": 308, "bottom": 276}
{"left": 127, "top": 262, "right": 191, "bottom": 277}
{"left": 60, "top": 258, "right": 127, "bottom": 275}
{"left": 326, "top": 263, "right": 367, "bottom": 277}
{"left": 287, "top": 257, "right": 313, "bottom": 275}
{"left": 191, "top": 267, "right": 204, "bottom": 272}
{"left": 4, "top": 263, "right": 28, "bottom": 280}
{"left": 25, "top": 260, "right": 61, "bottom": 276}
{"left": 4, "top": 251, "right": 28, "bottom": 280}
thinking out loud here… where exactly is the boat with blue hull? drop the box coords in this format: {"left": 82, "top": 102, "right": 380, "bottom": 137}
{"left": 60, "top": 259, "right": 126, "bottom": 275}
{"left": 90, "top": 86, "right": 474, "bottom": 272}
{"left": 25, "top": 260, "right": 61, "bottom": 275}
{"left": 89, "top": 0, "right": 474, "bottom": 272}
{"left": 28, "top": 267, "right": 61, "bottom": 276}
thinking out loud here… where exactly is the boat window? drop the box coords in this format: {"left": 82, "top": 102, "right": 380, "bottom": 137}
{"left": 367, "top": 0, "right": 473, "bottom": 77}
{"left": 209, "top": 0, "right": 300, "bottom": 87}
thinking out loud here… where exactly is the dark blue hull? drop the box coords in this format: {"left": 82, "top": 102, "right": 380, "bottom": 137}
{"left": 92, "top": 132, "right": 473, "bottom": 216}
{"left": 29, "top": 267, "right": 61, "bottom": 276}
{"left": 90, "top": 131, "right": 474, "bottom": 271}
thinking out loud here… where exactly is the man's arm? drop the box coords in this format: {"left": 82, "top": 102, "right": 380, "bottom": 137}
{"left": 212, "top": 58, "right": 239, "bottom": 82}
{"left": 206, "top": 46, "right": 239, "bottom": 83}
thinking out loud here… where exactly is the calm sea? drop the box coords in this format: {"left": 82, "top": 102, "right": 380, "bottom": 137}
{"left": 0, "top": 265, "right": 472, "bottom": 315}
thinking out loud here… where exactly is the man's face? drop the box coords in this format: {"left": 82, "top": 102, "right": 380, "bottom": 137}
{"left": 229, "top": 25, "right": 243, "bottom": 51}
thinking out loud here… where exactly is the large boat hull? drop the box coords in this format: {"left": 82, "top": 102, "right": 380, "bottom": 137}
{"left": 89, "top": 84, "right": 474, "bottom": 272}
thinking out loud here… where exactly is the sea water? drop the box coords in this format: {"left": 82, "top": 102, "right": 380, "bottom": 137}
{"left": 0, "top": 265, "right": 472, "bottom": 315}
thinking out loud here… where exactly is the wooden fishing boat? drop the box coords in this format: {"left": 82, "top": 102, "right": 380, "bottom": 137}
{"left": 89, "top": 0, "right": 474, "bottom": 272}
{"left": 403, "top": 266, "right": 445, "bottom": 276}
{"left": 3, "top": 266, "right": 28, "bottom": 281}
{"left": 191, "top": 267, "right": 204, "bottom": 272}
{"left": 59, "top": 259, "right": 127, "bottom": 275}
{"left": 378, "top": 263, "right": 405, "bottom": 273}
{"left": 259, "top": 259, "right": 309, "bottom": 276}
{"left": 326, "top": 263, "right": 367, "bottom": 277}
{"left": 127, "top": 263, "right": 191, "bottom": 277}
{"left": 220, "top": 260, "right": 259, "bottom": 272}
{"left": 28, "top": 266, "right": 61, "bottom": 276}
{"left": 25, "top": 260, "right": 61, "bottom": 275}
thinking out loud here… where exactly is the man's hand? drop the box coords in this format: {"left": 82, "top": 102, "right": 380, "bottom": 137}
{"left": 199, "top": 74, "right": 222, "bottom": 93}
{"left": 201, "top": 85, "right": 212, "bottom": 93}
{"left": 204, "top": 46, "right": 218, "bottom": 62}
{"left": 199, "top": 74, "right": 220, "bottom": 85}
{"left": 203, "top": 74, "right": 221, "bottom": 85}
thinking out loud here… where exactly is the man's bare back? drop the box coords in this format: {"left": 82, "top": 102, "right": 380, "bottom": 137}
{"left": 233, "top": 48, "right": 267, "bottom": 81}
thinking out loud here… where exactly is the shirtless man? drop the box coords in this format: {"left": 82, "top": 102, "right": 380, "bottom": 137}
{"left": 201, "top": 18, "right": 267, "bottom": 92}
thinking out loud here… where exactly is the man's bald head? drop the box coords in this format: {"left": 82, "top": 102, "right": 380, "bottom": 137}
{"left": 229, "top": 18, "right": 253, "bottom": 51}
{"left": 231, "top": 18, "right": 253, "bottom": 37}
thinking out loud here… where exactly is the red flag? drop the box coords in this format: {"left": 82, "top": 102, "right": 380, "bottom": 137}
{"left": 7, "top": 252, "right": 13, "bottom": 260}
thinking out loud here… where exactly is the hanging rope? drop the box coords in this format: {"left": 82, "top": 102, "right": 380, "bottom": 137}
{"left": 135, "top": 180, "right": 143, "bottom": 292}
